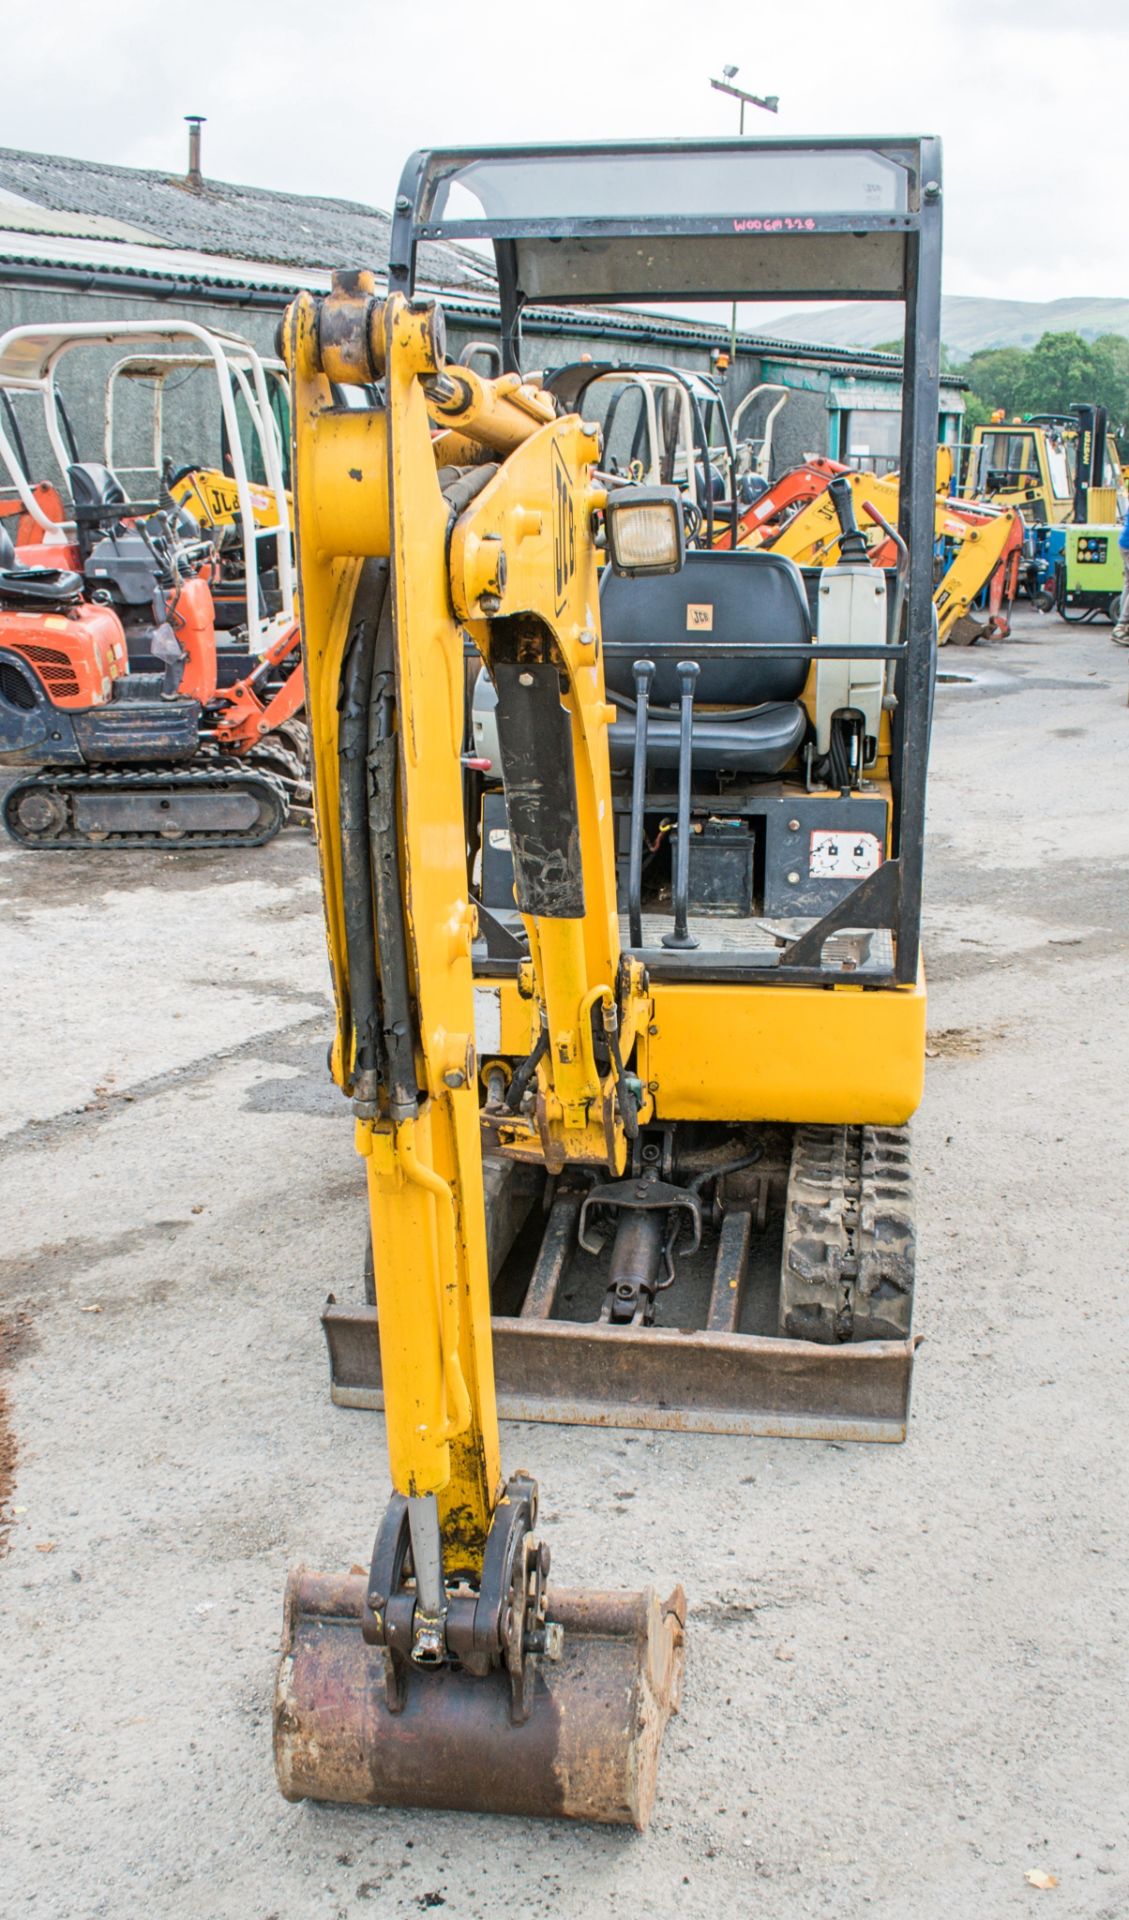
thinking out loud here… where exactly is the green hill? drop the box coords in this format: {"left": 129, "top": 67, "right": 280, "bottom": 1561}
{"left": 762, "top": 296, "right": 1129, "bottom": 358}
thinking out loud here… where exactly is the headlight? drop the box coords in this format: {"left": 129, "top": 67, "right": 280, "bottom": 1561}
{"left": 604, "top": 487, "right": 685, "bottom": 577}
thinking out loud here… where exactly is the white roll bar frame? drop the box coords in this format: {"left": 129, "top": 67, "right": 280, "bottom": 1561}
{"left": 0, "top": 319, "right": 292, "bottom": 652}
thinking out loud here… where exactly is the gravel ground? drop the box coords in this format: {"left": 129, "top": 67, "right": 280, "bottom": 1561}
{"left": 1, "top": 607, "right": 1127, "bottom": 1919}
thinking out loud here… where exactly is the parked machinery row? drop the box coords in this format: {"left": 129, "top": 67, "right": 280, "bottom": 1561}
{"left": 0, "top": 321, "right": 307, "bottom": 847}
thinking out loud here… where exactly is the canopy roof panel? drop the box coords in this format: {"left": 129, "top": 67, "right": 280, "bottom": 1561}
{"left": 391, "top": 138, "right": 940, "bottom": 306}
{"left": 0, "top": 319, "right": 263, "bottom": 388}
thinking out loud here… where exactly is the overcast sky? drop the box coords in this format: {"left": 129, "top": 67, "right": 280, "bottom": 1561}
{"left": 3, "top": 0, "right": 1125, "bottom": 314}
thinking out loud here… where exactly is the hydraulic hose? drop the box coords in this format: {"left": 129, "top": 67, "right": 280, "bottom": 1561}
{"left": 504, "top": 1023, "right": 549, "bottom": 1113}
{"left": 338, "top": 561, "right": 389, "bottom": 1114}
{"left": 367, "top": 592, "right": 421, "bottom": 1121}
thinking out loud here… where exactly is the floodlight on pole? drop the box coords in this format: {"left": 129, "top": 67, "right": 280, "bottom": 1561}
{"left": 709, "top": 73, "right": 780, "bottom": 368}
{"left": 710, "top": 76, "right": 780, "bottom": 123}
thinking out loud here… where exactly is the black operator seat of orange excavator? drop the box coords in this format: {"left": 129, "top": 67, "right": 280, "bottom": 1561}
{"left": 0, "top": 516, "right": 84, "bottom": 605}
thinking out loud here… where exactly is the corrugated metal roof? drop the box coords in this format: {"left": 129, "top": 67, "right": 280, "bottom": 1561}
{"left": 0, "top": 226, "right": 333, "bottom": 292}
{"left": 0, "top": 186, "right": 160, "bottom": 246}
{"left": 0, "top": 145, "right": 494, "bottom": 291}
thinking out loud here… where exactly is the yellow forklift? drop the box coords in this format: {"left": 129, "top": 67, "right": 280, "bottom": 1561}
{"left": 962, "top": 406, "right": 1124, "bottom": 527}
{"left": 273, "top": 135, "right": 942, "bottom": 1827}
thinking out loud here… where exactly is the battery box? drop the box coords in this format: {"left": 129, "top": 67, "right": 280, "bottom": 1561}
{"left": 684, "top": 818, "right": 753, "bottom": 917}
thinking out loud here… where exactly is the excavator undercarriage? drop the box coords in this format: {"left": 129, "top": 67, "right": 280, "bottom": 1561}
{"left": 2, "top": 761, "right": 290, "bottom": 850}
{"left": 327, "top": 1118, "right": 918, "bottom": 1441}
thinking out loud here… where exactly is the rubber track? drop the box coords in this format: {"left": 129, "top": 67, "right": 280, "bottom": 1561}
{"left": 2, "top": 764, "right": 289, "bottom": 851}
{"left": 779, "top": 1124, "right": 915, "bottom": 1343}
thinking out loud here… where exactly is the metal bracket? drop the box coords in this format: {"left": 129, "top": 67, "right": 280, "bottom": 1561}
{"left": 778, "top": 856, "right": 901, "bottom": 970}
{"left": 359, "top": 1475, "right": 558, "bottom": 1725}
{"left": 361, "top": 1493, "right": 413, "bottom": 1711}
{"left": 475, "top": 897, "right": 526, "bottom": 960}
{"left": 579, "top": 1176, "right": 703, "bottom": 1257}
{"left": 472, "top": 1473, "right": 554, "bottom": 1725}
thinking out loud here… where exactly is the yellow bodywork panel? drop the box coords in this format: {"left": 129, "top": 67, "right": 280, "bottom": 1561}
{"left": 483, "top": 968, "right": 925, "bottom": 1127}
{"left": 168, "top": 465, "right": 288, "bottom": 532}
{"left": 646, "top": 973, "right": 926, "bottom": 1125}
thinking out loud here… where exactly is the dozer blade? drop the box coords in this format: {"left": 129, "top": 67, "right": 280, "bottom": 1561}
{"left": 275, "top": 1573, "right": 686, "bottom": 1828}
{"left": 323, "top": 1304, "right": 919, "bottom": 1443}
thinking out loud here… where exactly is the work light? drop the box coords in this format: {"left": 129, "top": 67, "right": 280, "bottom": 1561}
{"left": 604, "top": 487, "right": 685, "bottom": 577}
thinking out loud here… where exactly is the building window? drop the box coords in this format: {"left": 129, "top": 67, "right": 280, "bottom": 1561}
{"left": 837, "top": 408, "right": 902, "bottom": 475}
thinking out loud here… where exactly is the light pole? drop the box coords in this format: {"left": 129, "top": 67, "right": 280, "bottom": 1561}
{"left": 710, "top": 69, "right": 779, "bottom": 368}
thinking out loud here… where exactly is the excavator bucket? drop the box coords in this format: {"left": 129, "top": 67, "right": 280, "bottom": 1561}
{"left": 275, "top": 1573, "right": 686, "bottom": 1828}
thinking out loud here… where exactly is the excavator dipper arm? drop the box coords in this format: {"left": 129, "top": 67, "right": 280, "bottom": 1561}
{"left": 272, "top": 276, "right": 683, "bottom": 1826}
{"left": 211, "top": 622, "right": 305, "bottom": 750}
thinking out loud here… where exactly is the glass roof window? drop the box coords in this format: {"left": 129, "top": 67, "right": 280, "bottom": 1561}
{"left": 425, "top": 146, "right": 914, "bottom": 233}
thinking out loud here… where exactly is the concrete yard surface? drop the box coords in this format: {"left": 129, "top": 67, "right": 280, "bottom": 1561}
{"left": 1, "top": 608, "right": 1127, "bottom": 1918}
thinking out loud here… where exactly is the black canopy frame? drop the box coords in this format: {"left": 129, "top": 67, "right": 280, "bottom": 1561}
{"left": 388, "top": 137, "right": 943, "bottom": 988}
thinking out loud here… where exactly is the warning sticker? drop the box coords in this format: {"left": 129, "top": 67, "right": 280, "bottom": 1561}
{"left": 809, "top": 830, "right": 882, "bottom": 879}
{"left": 488, "top": 827, "right": 511, "bottom": 851}
{"left": 474, "top": 987, "right": 502, "bottom": 1055}
{"left": 686, "top": 603, "right": 714, "bottom": 631}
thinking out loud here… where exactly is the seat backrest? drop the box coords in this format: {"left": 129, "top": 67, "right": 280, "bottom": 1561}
{"left": 67, "top": 461, "right": 128, "bottom": 514}
{"left": 599, "top": 547, "right": 811, "bottom": 706}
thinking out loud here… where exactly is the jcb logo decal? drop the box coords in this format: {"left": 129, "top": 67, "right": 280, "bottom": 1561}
{"left": 552, "top": 444, "right": 575, "bottom": 614}
{"left": 686, "top": 603, "right": 714, "bottom": 630}
{"left": 205, "top": 479, "right": 238, "bottom": 518}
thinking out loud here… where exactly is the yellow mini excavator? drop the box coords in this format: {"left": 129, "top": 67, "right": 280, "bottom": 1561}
{"left": 753, "top": 465, "right": 1024, "bottom": 645}
{"left": 273, "top": 136, "right": 942, "bottom": 1828}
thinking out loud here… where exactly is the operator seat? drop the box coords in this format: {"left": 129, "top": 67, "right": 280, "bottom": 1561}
{"left": 68, "top": 461, "right": 139, "bottom": 564}
{"left": 0, "top": 515, "right": 84, "bottom": 606}
{"left": 599, "top": 546, "right": 811, "bottom": 776}
{"left": 67, "top": 461, "right": 128, "bottom": 515}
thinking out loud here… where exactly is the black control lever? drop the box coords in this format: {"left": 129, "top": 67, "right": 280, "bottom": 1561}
{"left": 827, "top": 475, "right": 871, "bottom": 565}
{"left": 627, "top": 658, "right": 654, "bottom": 948}
{"left": 662, "top": 660, "right": 700, "bottom": 952}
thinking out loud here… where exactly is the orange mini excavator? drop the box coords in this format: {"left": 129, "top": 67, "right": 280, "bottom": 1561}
{"left": 0, "top": 479, "right": 306, "bottom": 849}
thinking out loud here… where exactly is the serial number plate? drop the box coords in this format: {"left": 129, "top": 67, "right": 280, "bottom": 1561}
{"left": 809, "top": 829, "right": 883, "bottom": 878}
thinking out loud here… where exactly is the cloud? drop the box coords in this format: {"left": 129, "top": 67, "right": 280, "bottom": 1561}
{"left": 0, "top": 0, "right": 1122, "bottom": 301}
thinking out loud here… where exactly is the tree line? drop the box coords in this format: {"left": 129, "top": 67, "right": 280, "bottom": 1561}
{"left": 874, "top": 330, "right": 1129, "bottom": 444}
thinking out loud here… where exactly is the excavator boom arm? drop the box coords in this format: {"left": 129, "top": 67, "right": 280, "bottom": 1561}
{"left": 275, "top": 279, "right": 682, "bottom": 1825}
